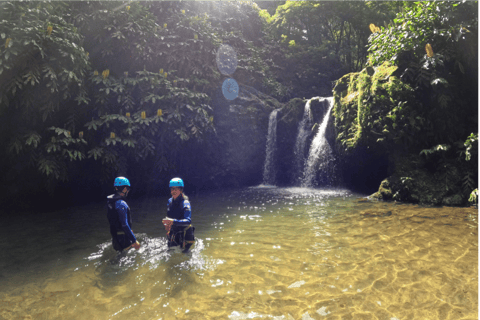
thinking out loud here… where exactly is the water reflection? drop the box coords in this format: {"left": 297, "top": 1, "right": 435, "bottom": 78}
{"left": 0, "top": 187, "right": 477, "bottom": 319}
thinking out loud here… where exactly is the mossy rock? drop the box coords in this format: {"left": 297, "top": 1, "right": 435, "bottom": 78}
{"left": 279, "top": 97, "right": 305, "bottom": 125}
{"left": 370, "top": 155, "right": 469, "bottom": 206}
{"left": 333, "top": 61, "right": 416, "bottom": 152}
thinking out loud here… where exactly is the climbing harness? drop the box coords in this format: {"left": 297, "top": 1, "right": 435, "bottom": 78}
{"left": 167, "top": 225, "right": 195, "bottom": 250}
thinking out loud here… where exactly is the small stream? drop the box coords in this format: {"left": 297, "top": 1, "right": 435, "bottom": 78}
{"left": 0, "top": 187, "right": 477, "bottom": 319}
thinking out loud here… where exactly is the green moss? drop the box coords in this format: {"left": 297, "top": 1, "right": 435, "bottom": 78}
{"left": 333, "top": 61, "right": 418, "bottom": 153}
{"left": 372, "top": 179, "right": 393, "bottom": 200}
{"left": 335, "top": 63, "right": 472, "bottom": 207}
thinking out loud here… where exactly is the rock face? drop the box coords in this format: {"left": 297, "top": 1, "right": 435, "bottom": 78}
{"left": 333, "top": 61, "right": 419, "bottom": 151}
{"left": 195, "top": 84, "right": 339, "bottom": 190}
{"left": 331, "top": 62, "right": 409, "bottom": 194}
{"left": 202, "top": 83, "right": 281, "bottom": 189}
{"left": 332, "top": 62, "right": 473, "bottom": 206}
{"left": 275, "top": 98, "right": 305, "bottom": 185}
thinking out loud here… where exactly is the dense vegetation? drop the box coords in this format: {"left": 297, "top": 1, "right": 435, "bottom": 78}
{"left": 0, "top": 1, "right": 476, "bottom": 210}
{"left": 333, "top": 1, "right": 477, "bottom": 205}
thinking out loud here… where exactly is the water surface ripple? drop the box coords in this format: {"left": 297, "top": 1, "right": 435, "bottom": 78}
{"left": 0, "top": 187, "right": 477, "bottom": 319}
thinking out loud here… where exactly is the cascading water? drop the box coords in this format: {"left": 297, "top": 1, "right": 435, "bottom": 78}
{"left": 262, "top": 109, "right": 280, "bottom": 185}
{"left": 302, "top": 97, "right": 334, "bottom": 187}
{"left": 293, "top": 97, "right": 318, "bottom": 184}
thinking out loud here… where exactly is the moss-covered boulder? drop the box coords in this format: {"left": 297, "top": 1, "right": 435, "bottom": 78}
{"left": 333, "top": 61, "right": 421, "bottom": 152}
{"left": 370, "top": 154, "right": 470, "bottom": 206}
{"left": 332, "top": 62, "right": 474, "bottom": 206}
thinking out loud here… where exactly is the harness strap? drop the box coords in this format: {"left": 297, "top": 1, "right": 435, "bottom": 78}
{"left": 183, "top": 225, "right": 191, "bottom": 248}
{"left": 168, "top": 225, "right": 194, "bottom": 249}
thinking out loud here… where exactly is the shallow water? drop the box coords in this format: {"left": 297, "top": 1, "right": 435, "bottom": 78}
{"left": 0, "top": 187, "right": 477, "bottom": 319}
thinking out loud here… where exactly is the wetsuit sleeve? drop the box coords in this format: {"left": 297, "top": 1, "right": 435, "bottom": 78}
{"left": 116, "top": 200, "right": 137, "bottom": 243}
{"left": 166, "top": 198, "right": 172, "bottom": 216}
{"left": 173, "top": 200, "right": 192, "bottom": 226}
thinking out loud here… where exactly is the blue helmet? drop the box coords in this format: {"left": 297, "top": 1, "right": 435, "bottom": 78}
{"left": 169, "top": 177, "right": 184, "bottom": 188}
{"left": 114, "top": 177, "right": 131, "bottom": 187}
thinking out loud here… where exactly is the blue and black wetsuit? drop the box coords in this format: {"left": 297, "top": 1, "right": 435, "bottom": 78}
{"left": 166, "top": 194, "right": 195, "bottom": 251}
{"left": 107, "top": 194, "right": 137, "bottom": 252}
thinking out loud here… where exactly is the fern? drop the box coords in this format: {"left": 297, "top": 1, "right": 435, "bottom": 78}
{"left": 419, "top": 144, "right": 450, "bottom": 157}
{"left": 462, "top": 172, "right": 475, "bottom": 194}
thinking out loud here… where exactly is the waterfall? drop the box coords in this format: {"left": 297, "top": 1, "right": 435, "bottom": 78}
{"left": 263, "top": 109, "right": 280, "bottom": 185}
{"left": 293, "top": 97, "right": 319, "bottom": 184}
{"left": 302, "top": 97, "right": 334, "bottom": 187}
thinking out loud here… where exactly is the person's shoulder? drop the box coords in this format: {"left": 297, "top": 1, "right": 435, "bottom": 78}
{"left": 108, "top": 194, "right": 122, "bottom": 200}
{"left": 183, "top": 199, "right": 191, "bottom": 209}
{"left": 115, "top": 199, "right": 128, "bottom": 209}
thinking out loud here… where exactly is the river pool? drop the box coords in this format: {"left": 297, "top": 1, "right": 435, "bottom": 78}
{"left": 0, "top": 186, "right": 477, "bottom": 319}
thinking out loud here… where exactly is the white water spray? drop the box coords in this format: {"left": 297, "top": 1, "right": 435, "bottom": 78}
{"left": 302, "top": 97, "right": 334, "bottom": 187}
{"left": 263, "top": 109, "right": 280, "bottom": 185}
{"left": 293, "top": 97, "right": 320, "bottom": 184}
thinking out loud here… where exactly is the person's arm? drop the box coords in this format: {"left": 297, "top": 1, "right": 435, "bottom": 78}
{"left": 166, "top": 198, "right": 173, "bottom": 217}
{"left": 116, "top": 200, "right": 137, "bottom": 243}
{"left": 173, "top": 199, "right": 192, "bottom": 226}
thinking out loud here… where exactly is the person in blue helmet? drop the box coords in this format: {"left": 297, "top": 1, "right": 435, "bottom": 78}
{"left": 107, "top": 177, "right": 141, "bottom": 252}
{"left": 162, "top": 178, "right": 195, "bottom": 253}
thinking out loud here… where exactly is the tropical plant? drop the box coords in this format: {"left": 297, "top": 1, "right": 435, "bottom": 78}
{"left": 0, "top": 1, "right": 281, "bottom": 202}
{"left": 83, "top": 69, "right": 214, "bottom": 177}
{"left": 0, "top": 2, "right": 90, "bottom": 187}
{"left": 367, "top": 1, "right": 478, "bottom": 147}
{"left": 257, "top": 1, "right": 401, "bottom": 100}
{"left": 0, "top": 1, "right": 219, "bottom": 196}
